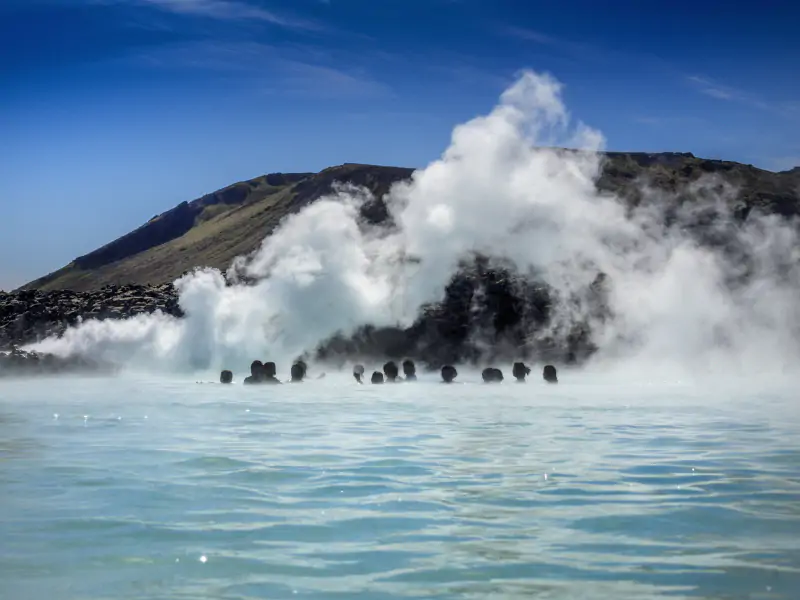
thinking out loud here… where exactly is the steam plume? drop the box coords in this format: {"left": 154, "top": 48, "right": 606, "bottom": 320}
{"left": 31, "top": 71, "right": 800, "bottom": 375}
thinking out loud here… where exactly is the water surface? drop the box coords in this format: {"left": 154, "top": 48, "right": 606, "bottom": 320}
{"left": 1, "top": 373, "right": 799, "bottom": 599}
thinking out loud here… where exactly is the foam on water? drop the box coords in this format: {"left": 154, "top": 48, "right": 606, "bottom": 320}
{"left": 1, "top": 376, "right": 799, "bottom": 599}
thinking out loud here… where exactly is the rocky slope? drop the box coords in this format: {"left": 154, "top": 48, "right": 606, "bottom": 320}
{"left": 7, "top": 153, "right": 799, "bottom": 367}
{"left": 22, "top": 164, "right": 413, "bottom": 292}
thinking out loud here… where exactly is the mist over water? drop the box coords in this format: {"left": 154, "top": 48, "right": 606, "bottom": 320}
{"left": 30, "top": 70, "right": 800, "bottom": 376}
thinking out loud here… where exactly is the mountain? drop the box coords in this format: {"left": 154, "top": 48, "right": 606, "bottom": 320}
{"left": 6, "top": 152, "right": 800, "bottom": 365}
{"left": 21, "top": 154, "right": 800, "bottom": 292}
{"left": 22, "top": 164, "right": 414, "bottom": 292}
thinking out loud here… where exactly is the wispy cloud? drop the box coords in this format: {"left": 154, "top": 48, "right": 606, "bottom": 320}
{"left": 503, "top": 25, "right": 676, "bottom": 74}
{"left": 688, "top": 76, "right": 743, "bottom": 102}
{"left": 426, "top": 61, "right": 513, "bottom": 91}
{"left": 505, "top": 27, "right": 559, "bottom": 46}
{"left": 506, "top": 26, "right": 799, "bottom": 124}
{"left": 116, "top": 0, "right": 324, "bottom": 32}
{"left": 128, "top": 40, "right": 390, "bottom": 98}
{"left": 633, "top": 115, "right": 706, "bottom": 127}
{"left": 275, "top": 59, "right": 390, "bottom": 98}
{"left": 503, "top": 26, "right": 602, "bottom": 64}
{"left": 687, "top": 75, "right": 798, "bottom": 119}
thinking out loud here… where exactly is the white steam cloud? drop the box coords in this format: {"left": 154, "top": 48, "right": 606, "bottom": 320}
{"left": 31, "top": 71, "right": 800, "bottom": 375}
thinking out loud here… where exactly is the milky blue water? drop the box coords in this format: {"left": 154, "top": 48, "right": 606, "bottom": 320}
{"left": 1, "top": 372, "right": 799, "bottom": 599}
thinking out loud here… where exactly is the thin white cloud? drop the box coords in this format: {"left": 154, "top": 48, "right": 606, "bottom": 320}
{"left": 274, "top": 59, "right": 390, "bottom": 98}
{"left": 505, "top": 27, "right": 559, "bottom": 46}
{"left": 503, "top": 25, "right": 675, "bottom": 73}
{"left": 633, "top": 115, "right": 706, "bottom": 127}
{"left": 503, "top": 26, "right": 600, "bottom": 62}
{"left": 687, "top": 75, "right": 798, "bottom": 119}
{"left": 702, "top": 88, "right": 734, "bottom": 101}
{"left": 687, "top": 76, "right": 738, "bottom": 101}
{"left": 128, "top": 40, "right": 390, "bottom": 98}
{"left": 506, "top": 27, "right": 798, "bottom": 123}
{"left": 134, "top": 0, "right": 323, "bottom": 31}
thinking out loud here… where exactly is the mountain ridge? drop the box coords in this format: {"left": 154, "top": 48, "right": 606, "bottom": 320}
{"left": 20, "top": 153, "right": 800, "bottom": 292}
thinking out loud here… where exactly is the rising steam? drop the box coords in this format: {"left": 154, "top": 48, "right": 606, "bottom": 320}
{"left": 30, "top": 71, "right": 800, "bottom": 374}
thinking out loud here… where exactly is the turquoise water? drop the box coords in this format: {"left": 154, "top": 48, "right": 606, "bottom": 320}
{"left": 1, "top": 373, "right": 799, "bottom": 599}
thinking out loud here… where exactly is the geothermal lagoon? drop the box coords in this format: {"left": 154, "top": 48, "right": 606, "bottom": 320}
{"left": 1, "top": 372, "right": 799, "bottom": 599}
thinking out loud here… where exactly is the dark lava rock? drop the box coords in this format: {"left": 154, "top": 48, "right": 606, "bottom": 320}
{"left": 0, "top": 285, "right": 181, "bottom": 350}
{"left": 313, "top": 256, "right": 607, "bottom": 370}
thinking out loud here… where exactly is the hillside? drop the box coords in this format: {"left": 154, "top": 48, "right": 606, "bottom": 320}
{"left": 22, "top": 164, "right": 414, "bottom": 292}
{"left": 22, "top": 154, "right": 800, "bottom": 292}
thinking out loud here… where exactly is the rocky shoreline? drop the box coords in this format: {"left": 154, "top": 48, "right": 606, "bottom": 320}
{"left": 0, "top": 284, "right": 182, "bottom": 376}
{"left": 0, "top": 284, "right": 182, "bottom": 351}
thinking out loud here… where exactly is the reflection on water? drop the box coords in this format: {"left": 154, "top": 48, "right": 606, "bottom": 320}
{"left": 1, "top": 374, "right": 799, "bottom": 599}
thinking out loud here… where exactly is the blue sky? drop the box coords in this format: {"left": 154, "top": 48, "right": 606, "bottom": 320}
{"left": 1, "top": 0, "right": 798, "bottom": 290}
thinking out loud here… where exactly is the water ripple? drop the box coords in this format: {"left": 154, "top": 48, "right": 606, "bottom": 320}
{"left": 1, "top": 376, "right": 799, "bottom": 599}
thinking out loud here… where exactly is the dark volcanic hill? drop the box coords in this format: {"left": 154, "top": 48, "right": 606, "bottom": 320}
{"left": 21, "top": 153, "right": 800, "bottom": 292}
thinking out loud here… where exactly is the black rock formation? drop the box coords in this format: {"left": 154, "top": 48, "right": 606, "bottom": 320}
{"left": 314, "top": 257, "right": 609, "bottom": 368}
